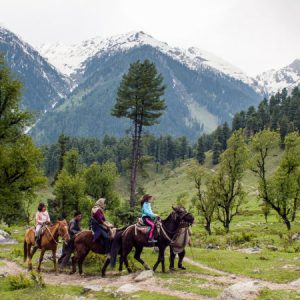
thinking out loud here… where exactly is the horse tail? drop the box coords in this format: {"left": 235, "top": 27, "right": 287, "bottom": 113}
{"left": 110, "top": 230, "right": 123, "bottom": 268}
{"left": 24, "top": 240, "right": 27, "bottom": 262}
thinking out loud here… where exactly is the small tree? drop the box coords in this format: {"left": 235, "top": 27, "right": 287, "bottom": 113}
{"left": 112, "top": 60, "right": 166, "bottom": 210}
{"left": 188, "top": 163, "right": 216, "bottom": 235}
{"left": 84, "top": 162, "right": 120, "bottom": 211}
{"left": 210, "top": 130, "right": 248, "bottom": 232}
{"left": 251, "top": 131, "right": 300, "bottom": 230}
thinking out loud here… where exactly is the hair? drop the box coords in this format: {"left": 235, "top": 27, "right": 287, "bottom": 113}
{"left": 141, "top": 194, "right": 153, "bottom": 207}
{"left": 37, "top": 202, "right": 46, "bottom": 212}
{"left": 74, "top": 211, "right": 81, "bottom": 217}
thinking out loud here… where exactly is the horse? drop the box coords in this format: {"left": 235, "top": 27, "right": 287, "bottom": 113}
{"left": 24, "top": 220, "right": 70, "bottom": 272}
{"left": 69, "top": 230, "right": 123, "bottom": 276}
{"left": 110, "top": 206, "right": 194, "bottom": 273}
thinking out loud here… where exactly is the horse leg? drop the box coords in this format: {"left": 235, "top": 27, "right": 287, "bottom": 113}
{"left": 78, "top": 248, "right": 89, "bottom": 276}
{"left": 169, "top": 247, "right": 176, "bottom": 271}
{"left": 101, "top": 258, "right": 110, "bottom": 277}
{"left": 37, "top": 249, "right": 46, "bottom": 272}
{"left": 178, "top": 250, "right": 186, "bottom": 270}
{"left": 134, "top": 246, "right": 149, "bottom": 270}
{"left": 153, "top": 247, "right": 165, "bottom": 272}
{"left": 52, "top": 249, "right": 57, "bottom": 274}
{"left": 71, "top": 256, "right": 76, "bottom": 274}
{"left": 118, "top": 255, "right": 123, "bottom": 272}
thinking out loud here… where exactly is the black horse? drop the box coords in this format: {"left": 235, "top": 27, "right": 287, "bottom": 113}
{"left": 110, "top": 206, "right": 194, "bottom": 273}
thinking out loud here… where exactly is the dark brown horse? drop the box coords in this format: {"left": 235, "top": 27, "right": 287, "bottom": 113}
{"left": 70, "top": 230, "right": 123, "bottom": 276}
{"left": 24, "top": 220, "right": 70, "bottom": 272}
{"left": 110, "top": 207, "right": 194, "bottom": 273}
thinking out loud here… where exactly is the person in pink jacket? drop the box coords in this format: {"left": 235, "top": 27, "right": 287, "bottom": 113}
{"left": 35, "top": 202, "right": 51, "bottom": 246}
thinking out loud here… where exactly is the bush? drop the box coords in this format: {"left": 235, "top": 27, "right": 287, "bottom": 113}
{"left": 7, "top": 274, "right": 33, "bottom": 290}
{"left": 30, "top": 271, "right": 45, "bottom": 288}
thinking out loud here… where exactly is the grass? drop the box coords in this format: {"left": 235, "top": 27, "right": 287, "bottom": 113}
{"left": 186, "top": 247, "right": 300, "bottom": 283}
{"left": 257, "top": 289, "right": 300, "bottom": 300}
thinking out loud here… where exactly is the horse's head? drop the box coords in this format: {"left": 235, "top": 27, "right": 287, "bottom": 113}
{"left": 172, "top": 206, "right": 194, "bottom": 226}
{"left": 58, "top": 220, "right": 70, "bottom": 242}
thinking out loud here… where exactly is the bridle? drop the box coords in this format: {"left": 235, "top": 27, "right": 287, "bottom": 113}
{"left": 46, "top": 222, "right": 70, "bottom": 244}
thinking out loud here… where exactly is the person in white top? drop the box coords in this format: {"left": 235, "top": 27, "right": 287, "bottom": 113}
{"left": 35, "top": 202, "right": 51, "bottom": 246}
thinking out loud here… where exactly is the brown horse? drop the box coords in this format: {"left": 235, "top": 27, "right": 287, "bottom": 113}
{"left": 70, "top": 230, "right": 123, "bottom": 276}
{"left": 24, "top": 220, "right": 70, "bottom": 272}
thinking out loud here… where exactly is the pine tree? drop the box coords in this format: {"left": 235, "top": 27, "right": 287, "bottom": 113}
{"left": 212, "top": 140, "right": 222, "bottom": 165}
{"left": 196, "top": 137, "right": 205, "bottom": 164}
{"left": 112, "top": 60, "right": 166, "bottom": 210}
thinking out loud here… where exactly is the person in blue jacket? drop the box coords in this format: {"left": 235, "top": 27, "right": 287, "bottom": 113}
{"left": 141, "top": 194, "right": 159, "bottom": 243}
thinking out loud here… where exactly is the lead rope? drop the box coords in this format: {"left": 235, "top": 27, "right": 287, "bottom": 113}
{"left": 46, "top": 226, "right": 59, "bottom": 245}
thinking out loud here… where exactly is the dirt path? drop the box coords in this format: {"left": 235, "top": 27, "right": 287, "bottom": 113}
{"left": 1, "top": 258, "right": 300, "bottom": 300}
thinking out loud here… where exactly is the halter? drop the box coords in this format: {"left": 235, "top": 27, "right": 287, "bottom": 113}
{"left": 45, "top": 222, "right": 69, "bottom": 244}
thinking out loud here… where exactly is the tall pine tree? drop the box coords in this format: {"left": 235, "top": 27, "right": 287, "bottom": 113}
{"left": 112, "top": 60, "right": 166, "bottom": 210}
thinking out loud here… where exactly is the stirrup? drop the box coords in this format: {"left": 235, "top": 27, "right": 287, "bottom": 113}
{"left": 148, "top": 238, "right": 157, "bottom": 243}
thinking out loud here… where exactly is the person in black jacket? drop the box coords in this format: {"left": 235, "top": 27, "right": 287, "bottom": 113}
{"left": 58, "top": 211, "right": 82, "bottom": 268}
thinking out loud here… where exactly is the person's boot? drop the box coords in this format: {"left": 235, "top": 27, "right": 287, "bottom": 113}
{"left": 178, "top": 263, "right": 186, "bottom": 270}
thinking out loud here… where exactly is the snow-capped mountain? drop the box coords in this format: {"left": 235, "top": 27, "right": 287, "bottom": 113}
{"left": 0, "top": 26, "right": 71, "bottom": 111}
{"left": 39, "top": 31, "right": 256, "bottom": 88}
{"left": 31, "top": 31, "right": 261, "bottom": 144}
{"left": 256, "top": 59, "right": 300, "bottom": 96}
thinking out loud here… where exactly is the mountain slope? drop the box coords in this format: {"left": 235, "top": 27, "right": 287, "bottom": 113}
{"left": 256, "top": 59, "right": 300, "bottom": 96}
{"left": 0, "top": 26, "right": 70, "bottom": 111}
{"left": 31, "top": 32, "right": 261, "bottom": 144}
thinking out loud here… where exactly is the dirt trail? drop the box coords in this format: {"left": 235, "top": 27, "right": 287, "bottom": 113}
{"left": 1, "top": 258, "right": 300, "bottom": 300}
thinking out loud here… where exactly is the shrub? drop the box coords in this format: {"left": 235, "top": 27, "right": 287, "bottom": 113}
{"left": 30, "top": 271, "right": 45, "bottom": 288}
{"left": 7, "top": 273, "right": 33, "bottom": 290}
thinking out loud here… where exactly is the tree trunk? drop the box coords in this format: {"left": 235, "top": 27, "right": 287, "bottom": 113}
{"left": 283, "top": 218, "right": 291, "bottom": 231}
{"left": 204, "top": 222, "right": 212, "bottom": 235}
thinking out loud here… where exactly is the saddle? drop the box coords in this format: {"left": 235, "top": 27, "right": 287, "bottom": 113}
{"left": 134, "top": 218, "right": 162, "bottom": 236}
{"left": 135, "top": 218, "right": 150, "bottom": 235}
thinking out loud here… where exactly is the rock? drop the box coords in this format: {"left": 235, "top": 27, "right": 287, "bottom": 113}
{"left": 282, "top": 264, "right": 295, "bottom": 269}
{"left": 116, "top": 283, "right": 140, "bottom": 294}
{"left": 238, "top": 247, "right": 261, "bottom": 254}
{"left": 207, "top": 243, "right": 219, "bottom": 249}
{"left": 83, "top": 284, "right": 102, "bottom": 292}
{"left": 0, "top": 229, "right": 17, "bottom": 245}
{"left": 266, "top": 245, "right": 278, "bottom": 251}
{"left": 292, "top": 233, "right": 300, "bottom": 240}
{"left": 134, "top": 270, "right": 154, "bottom": 282}
{"left": 291, "top": 278, "right": 300, "bottom": 286}
{"left": 220, "top": 280, "right": 262, "bottom": 300}
{"left": 0, "top": 271, "right": 8, "bottom": 277}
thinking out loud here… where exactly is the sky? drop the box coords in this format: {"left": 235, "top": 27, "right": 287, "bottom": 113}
{"left": 0, "top": 0, "right": 299, "bottom": 76}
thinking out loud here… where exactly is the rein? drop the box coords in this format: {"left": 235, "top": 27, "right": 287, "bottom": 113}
{"left": 45, "top": 225, "right": 59, "bottom": 245}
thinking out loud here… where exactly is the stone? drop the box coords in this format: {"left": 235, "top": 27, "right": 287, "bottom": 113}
{"left": 238, "top": 247, "right": 261, "bottom": 254}
{"left": 0, "top": 230, "right": 17, "bottom": 245}
{"left": 291, "top": 278, "right": 300, "bottom": 286}
{"left": 266, "top": 245, "right": 278, "bottom": 251}
{"left": 292, "top": 233, "right": 300, "bottom": 240}
{"left": 207, "top": 243, "right": 219, "bottom": 249}
{"left": 220, "top": 280, "right": 262, "bottom": 300}
{"left": 83, "top": 284, "right": 103, "bottom": 292}
{"left": 0, "top": 271, "right": 8, "bottom": 277}
{"left": 116, "top": 284, "right": 140, "bottom": 294}
{"left": 134, "top": 270, "right": 154, "bottom": 282}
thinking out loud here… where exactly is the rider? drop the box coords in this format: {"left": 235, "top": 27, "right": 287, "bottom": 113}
{"left": 91, "top": 198, "right": 114, "bottom": 257}
{"left": 141, "top": 194, "right": 159, "bottom": 243}
{"left": 35, "top": 202, "right": 51, "bottom": 247}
